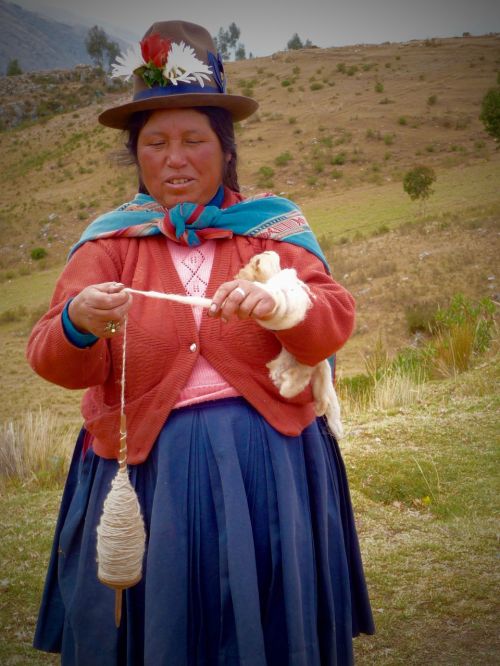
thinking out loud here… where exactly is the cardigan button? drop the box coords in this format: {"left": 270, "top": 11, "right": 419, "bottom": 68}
{"left": 189, "top": 342, "right": 197, "bottom": 352}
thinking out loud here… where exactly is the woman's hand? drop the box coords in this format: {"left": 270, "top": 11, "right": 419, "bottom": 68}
{"left": 209, "top": 279, "right": 276, "bottom": 322}
{"left": 68, "top": 282, "right": 132, "bottom": 338}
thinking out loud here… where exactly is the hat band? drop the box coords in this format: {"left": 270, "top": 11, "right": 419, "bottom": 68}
{"left": 134, "top": 84, "right": 221, "bottom": 101}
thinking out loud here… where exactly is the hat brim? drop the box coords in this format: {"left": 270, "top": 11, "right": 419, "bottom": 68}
{"left": 98, "top": 92, "right": 259, "bottom": 129}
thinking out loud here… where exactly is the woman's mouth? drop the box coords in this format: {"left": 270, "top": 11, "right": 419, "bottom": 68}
{"left": 166, "top": 177, "right": 192, "bottom": 185}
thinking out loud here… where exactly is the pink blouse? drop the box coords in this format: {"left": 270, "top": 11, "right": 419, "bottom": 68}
{"left": 167, "top": 240, "right": 240, "bottom": 408}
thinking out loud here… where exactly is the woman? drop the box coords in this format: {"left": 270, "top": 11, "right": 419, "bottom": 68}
{"left": 28, "top": 20, "right": 374, "bottom": 665}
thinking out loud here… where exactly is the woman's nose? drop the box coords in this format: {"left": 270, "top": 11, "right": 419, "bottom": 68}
{"left": 165, "top": 144, "right": 187, "bottom": 167}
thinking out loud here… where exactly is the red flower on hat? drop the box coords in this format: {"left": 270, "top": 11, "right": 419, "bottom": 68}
{"left": 140, "top": 33, "right": 172, "bottom": 68}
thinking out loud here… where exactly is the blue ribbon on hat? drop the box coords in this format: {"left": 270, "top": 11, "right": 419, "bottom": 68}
{"left": 134, "top": 83, "right": 222, "bottom": 100}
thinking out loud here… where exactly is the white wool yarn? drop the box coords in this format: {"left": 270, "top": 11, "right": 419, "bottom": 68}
{"left": 96, "top": 466, "right": 146, "bottom": 590}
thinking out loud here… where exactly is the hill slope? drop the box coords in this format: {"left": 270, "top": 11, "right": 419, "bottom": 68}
{"left": 0, "top": 33, "right": 498, "bottom": 376}
{"left": 0, "top": 0, "right": 129, "bottom": 73}
{"left": 0, "top": 33, "right": 498, "bottom": 269}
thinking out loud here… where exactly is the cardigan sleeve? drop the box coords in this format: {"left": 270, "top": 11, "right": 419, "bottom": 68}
{"left": 261, "top": 240, "right": 355, "bottom": 367}
{"left": 26, "top": 240, "right": 123, "bottom": 389}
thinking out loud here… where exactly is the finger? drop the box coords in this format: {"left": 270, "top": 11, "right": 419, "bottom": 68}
{"left": 90, "top": 288, "right": 131, "bottom": 312}
{"left": 93, "top": 281, "right": 125, "bottom": 291}
{"left": 218, "top": 286, "right": 249, "bottom": 320}
{"left": 209, "top": 280, "right": 241, "bottom": 313}
{"left": 105, "top": 282, "right": 126, "bottom": 294}
{"left": 234, "top": 290, "right": 261, "bottom": 320}
{"left": 238, "top": 291, "right": 277, "bottom": 320}
{"left": 250, "top": 294, "right": 277, "bottom": 319}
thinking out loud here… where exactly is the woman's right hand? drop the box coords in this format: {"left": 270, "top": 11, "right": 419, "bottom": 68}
{"left": 68, "top": 282, "right": 132, "bottom": 339}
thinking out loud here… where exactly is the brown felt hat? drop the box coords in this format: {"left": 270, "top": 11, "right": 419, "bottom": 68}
{"left": 98, "top": 20, "right": 258, "bottom": 129}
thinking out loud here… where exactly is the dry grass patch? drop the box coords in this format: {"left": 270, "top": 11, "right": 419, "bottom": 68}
{"left": 0, "top": 407, "right": 77, "bottom": 490}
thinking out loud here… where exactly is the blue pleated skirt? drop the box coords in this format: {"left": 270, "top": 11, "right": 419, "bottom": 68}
{"left": 34, "top": 397, "right": 374, "bottom": 665}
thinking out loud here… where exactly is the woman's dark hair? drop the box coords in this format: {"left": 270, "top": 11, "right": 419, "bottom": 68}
{"left": 125, "top": 106, "right": 240, "bottom": 193}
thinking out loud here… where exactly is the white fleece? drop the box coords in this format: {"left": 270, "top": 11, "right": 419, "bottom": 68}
{"left": 256, "top": 268, "right": 312, "bottom": 331}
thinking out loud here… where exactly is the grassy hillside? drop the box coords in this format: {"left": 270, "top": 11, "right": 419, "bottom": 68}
{"left": 0, "top": 34, "right": 498, "bottom": 270}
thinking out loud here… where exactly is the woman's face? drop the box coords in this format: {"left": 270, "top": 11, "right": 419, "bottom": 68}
{"left": 137, "top": 108, "right": 229, "bottom": 208}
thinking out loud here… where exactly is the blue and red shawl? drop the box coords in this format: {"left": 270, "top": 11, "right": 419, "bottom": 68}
{"left": 70, "top": 191, "right": 330, "bottom": 273}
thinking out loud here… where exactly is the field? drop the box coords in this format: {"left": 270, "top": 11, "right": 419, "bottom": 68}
{"left": 1, "top": 32, "right": 499, "bottom": 664}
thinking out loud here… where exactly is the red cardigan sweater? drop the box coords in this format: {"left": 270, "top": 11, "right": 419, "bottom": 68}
{"left": 27, "top": 204, "right": 355, "bottom": 463}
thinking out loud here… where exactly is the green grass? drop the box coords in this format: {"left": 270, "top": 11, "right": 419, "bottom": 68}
{"left": 0, "top": 267, "right": 60, "bottom": 312}
{"left": 347, "top": 357, "right": 500, "bottom": 664}
{"left": 0, "top": 489, "right": 60, "bottom": 664}
{"left": 302, "top": 162, "right": 500, "bottom": 240}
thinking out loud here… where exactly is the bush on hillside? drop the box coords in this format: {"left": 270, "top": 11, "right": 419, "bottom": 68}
{"left": 479, "top": 87, "right": 500, "bottom": 140}
{"left": 30, "top": 247, "right": 47, "bottom": 260}
{"left": 6, "top": 59, "right": 22, "bottom": 76}
{"left": 403, "top": 165, "right": 436, "bottom": 210}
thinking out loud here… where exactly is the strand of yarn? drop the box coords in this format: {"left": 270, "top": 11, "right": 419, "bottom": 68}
{"left": 125, "top": 287, "right": 211, "bottom": 308}
{"left": 96, "top": 314, "right": 146, "bottom": 627}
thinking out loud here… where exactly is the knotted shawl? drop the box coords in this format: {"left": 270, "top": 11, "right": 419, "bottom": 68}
{"left": 70, "top": 192, "right": 330, "bottom": 272}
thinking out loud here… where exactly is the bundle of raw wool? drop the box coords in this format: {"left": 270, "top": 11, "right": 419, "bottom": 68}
{"left": 237, "top": 251, "right": 343, "bottom": 440}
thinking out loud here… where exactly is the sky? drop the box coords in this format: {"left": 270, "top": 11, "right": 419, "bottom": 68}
{"left": 15, "top": 0, "right": 500, "bottom": 56}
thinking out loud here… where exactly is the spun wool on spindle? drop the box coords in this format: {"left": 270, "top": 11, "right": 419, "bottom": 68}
{"left": 96, "top": 314, "right": 146, "bottom": 626}
{"left": 96, "top": 467, "right": 146, "bottom": 590}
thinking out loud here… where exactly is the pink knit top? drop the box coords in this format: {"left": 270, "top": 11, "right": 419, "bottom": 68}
{"left": 167, "top": 239, "right": 240, "bottom": 407}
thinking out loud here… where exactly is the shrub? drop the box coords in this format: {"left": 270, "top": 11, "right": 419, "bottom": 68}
{"left": 427, "top": 94, "right": 438, "bottom": 106}
{"left": 6, "top": 58, "right": 23, "bottom": 76}
{"left": 432, "top": 294, "right": 495, "bottom": 354}
{"left": 403, "top": 165, "right": 436, "bottom": 207}
{"left": 287, "top": 33, "right": 304, "bottom": 50}
{"left": 275, "top": 151, "right": 293, "bottom": 166}
{"left": 479, "top": 87, "right": 500, "bottom": 140}
{"left": 405, "top": 302, "right": 438, "bottom": 334}
{"left": 30, "top": 247, "right": 47, "bottom": 260}
{"left": 317, "top": 233, "right": 334, "bottom": 253}
{"left": 257, "top": 165, "right": 275, "bottom": 188}
{"left": 425, "top": 294, "right": 496, "bottom": 377}
{"left": 331, "top": 152, "right": 347, "bottom": 165}
{"left": 374, "top": 81, "right": 384, "bottom": 93}
{"left": 398, "top": 116, "right": 408, "bottom": 125}
{"left": 0, "top": 306, "right": 28, "bottom": 325}
{"left": 310, "top": 82, "right": 324, "bottom": 91}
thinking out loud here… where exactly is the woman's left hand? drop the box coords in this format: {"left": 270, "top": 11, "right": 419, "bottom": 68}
{"left": 209, "top": 279, "right": 276, "bottom": 321}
